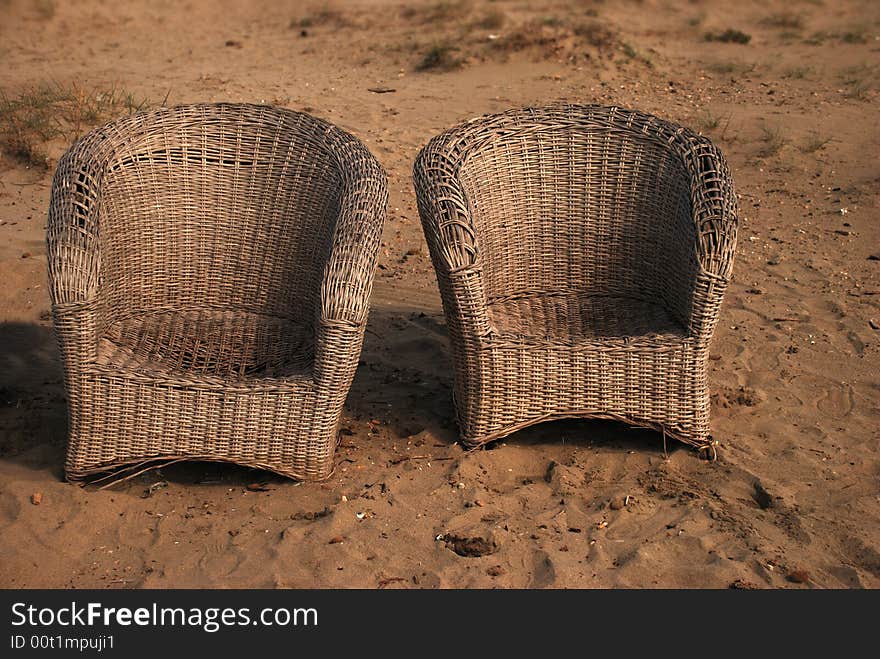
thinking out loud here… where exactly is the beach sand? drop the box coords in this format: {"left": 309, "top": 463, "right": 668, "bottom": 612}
{"left": 0, "top": 0, "right": 877, "bottom": 588}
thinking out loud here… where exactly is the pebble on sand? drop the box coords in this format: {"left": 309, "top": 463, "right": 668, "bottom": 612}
{"left": 31, "top": 492, "right": 42, "bottom": 505}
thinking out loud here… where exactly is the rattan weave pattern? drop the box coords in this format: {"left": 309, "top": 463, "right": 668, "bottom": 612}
{"left": 414, "top": 104, "right": 737, "bottom": 451}
{"left": 48, "top": 103, "right": 387, "bottom": 481}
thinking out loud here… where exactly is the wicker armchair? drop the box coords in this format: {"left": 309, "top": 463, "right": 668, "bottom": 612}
{"left": 48, "top": 104, "right": 387, "bottom": 481}
{"left": 414, "top": 105, "right": 737, "bottom": 453}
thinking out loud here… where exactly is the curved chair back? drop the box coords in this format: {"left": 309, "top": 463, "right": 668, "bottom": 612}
{"left": 52, "top": 104, "right": 349, "bottom": 327}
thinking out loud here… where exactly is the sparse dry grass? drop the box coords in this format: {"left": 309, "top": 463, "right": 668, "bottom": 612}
{"left": 0, "top": 82, "right": 151, "bottom": 169}
{"left": 705, "top": 29, "right": 752, "bottom": 44}
{"left": 540, "top": 16, "right": 564, "bottom": 27}
{"left": 807, "top": 29, "right": 869, "bottom": 45}
{"left": 783, "top": 66, "right": 813, "bottom": 79}
{"left": 758, "top": 124, "right": 786, "bottom": 157}
{"left": 696, "top": 109, "right": 733, "bottom": 140}
{"left": 803, "top": 30, "right": 828, "bottom": 45}
{"left": 840, "top": 30, "right": 867, "bottom": 44}
{"left": 473, "top": 8, "right": 505, "bottom": 30}
{"left": 394, "top": 3, "right": 646, "bottom": 73}
{"left": 619, "top": 41, "right": 652, "bottom": 67}
{"left": 293, "top": 7, "right": 349, "bottom": 29}
{"left": 34, "top": 0, "right": 55, "bottom": 19}
{"left": 704, "top": 60, "right": 756, "bottom": 76}
{"left": 621, "top": 42, "right": 637, "bottom": 59}
{"left": 840, "top": 64, "right": 876, "bottom": 100}
{"left": 800, "top": 132, "right": 831, "bottom": 153}
{"left": 759, "top": 12, "right": 805, "bottom": 30}
{"left": 403, "top": 0, "right": 472, "bottom": 24}
{"left": 705, "top": 61, "right": 736, "bottom": 74}
{"left": 573, "top": 20, "right": 616, "bottom": 49}
{"left": 845, "top": 78, "right": 870, "bottom": 99}
{"left": 416, "top": 43, "right": 462, "bottom": 71}
{"left": 488, "top": 16, "right": 621, "bottom": 63}
{"left": 698, "top": 109, "right": 721, "bottom": 131}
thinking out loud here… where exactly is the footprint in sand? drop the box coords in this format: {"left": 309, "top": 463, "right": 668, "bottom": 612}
{"left": 197, "top": 543, "right": 245, "bottom": 579}
{"left": 529, "top": 550, "right": 556, "bottom": 588}
{"left": 0, "top": 491, "right": 21, "bottom": 527}
{"left": 792, "top": 375, "right": 854, "bottom": 418}
{"left": 816, "top": 383, "right": 854, "bottom": 418}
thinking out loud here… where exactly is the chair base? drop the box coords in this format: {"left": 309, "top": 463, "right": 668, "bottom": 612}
{"left": 450, "top": 338, "right": 713, "bottom": 457}
{"left": 63, "top": 369, "right": 343, "bottom": 483}
{"left": 65, "top": 454, "right": 331, "bottom": 484}
{"left": 457, "top": 409, "right": 713, "bottom": 454}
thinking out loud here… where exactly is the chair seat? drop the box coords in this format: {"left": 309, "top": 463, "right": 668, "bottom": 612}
{"left": 487, "top": 293, "right": 687, "bottom": 345}
{"left": 94, "top": 310, "right": 313, "bottom": 381}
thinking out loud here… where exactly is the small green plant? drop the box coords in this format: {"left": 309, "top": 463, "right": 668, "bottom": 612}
{"left": 416, "top": 43, "right": 462, "bottom": 72}
{"left": 705, "top": 29, "right": 752, "bottom": 44}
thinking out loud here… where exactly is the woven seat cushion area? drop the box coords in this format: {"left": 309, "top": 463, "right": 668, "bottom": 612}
{"left": 486, "top": 293, "right": 687, "bottom": 345}
{"left": 95, "top": 310, "right": 313, "bottom": 380}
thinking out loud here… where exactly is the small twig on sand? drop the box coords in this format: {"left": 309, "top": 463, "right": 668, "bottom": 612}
{"left": 377, "top": 576, "right": 408, "bottom": 589}
{"left": 388, "top": 454, "right": 453, "bottom": 465}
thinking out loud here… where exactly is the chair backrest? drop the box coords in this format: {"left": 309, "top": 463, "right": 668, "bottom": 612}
{"left": 455, "top": 110, "right": 697, "bottom": 307}
{"left": 94, "top": 104, "right": 344, "bottom": 323}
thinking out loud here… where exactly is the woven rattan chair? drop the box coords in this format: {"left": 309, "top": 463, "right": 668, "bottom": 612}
{"left": 414, "top": 105, "right": 737, "bottom": 454}
{"left": 49, "top": 103, "right": 387, "bottom": 481}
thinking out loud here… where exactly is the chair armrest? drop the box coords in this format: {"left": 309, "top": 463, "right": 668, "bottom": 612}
{"left": 677, "top": 134, "right": 739, "bottom": 340}
{"left": 313, "top": 141, "right": 387, "bottom": 385}
{"left": 47, "top": 134, "right": 109, "bottom": 367}
{"left": 318, "top": 157, "right": 387, "bottom": 327}
{"left": 413, "top": 141, "right": 492, "bottom": 340}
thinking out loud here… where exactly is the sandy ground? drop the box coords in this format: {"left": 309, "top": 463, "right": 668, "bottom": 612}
{"left": 0, "top": 0, "right": 878, "bottom": 589}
